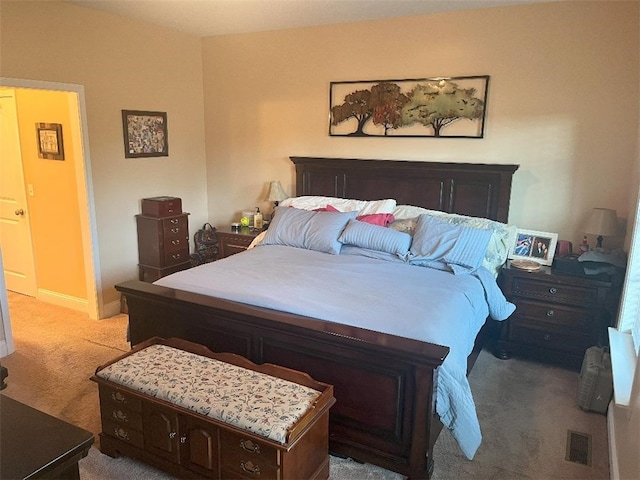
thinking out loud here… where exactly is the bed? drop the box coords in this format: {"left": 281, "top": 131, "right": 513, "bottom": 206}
{"left": 116, "top": 156, "right": 519, "bottom": 479}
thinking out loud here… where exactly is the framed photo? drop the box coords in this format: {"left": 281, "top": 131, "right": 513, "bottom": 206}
{"left": 329, "top": 75, "right": 489, "bottom": 138}
{"left": 509, "top": 229, "right": 558, "bottom": 266}
{"left": 122, "top": 110, "right": 168, "bottom": 158}
{"left": 36, "top": 123, "right": 64, "bottom": 160}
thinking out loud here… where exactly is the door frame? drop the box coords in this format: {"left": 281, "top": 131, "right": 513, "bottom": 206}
{"left": 1, "top": 77, "right": 102, "bottom": 320}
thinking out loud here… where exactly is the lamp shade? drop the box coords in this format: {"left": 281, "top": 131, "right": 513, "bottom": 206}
{"left": 267, "top": 181, "right": 288, "bottom": 203}
{"left": 585, "top": 208, "right": 618, "bottom": 237}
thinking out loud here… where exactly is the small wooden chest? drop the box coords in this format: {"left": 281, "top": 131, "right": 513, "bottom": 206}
{"left": 141, "top": 196, "right": 182, "bottom": 217}
{"left": 92, "top": 337, "right": 335, "bottom": 480}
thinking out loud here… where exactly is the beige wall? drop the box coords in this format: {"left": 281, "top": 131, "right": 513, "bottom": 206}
{"left": 202, "top": 1, "right": 639, "bottom": 251}
{"left": 1, "top": 1, "right": 639, "bottom": 314}
{"left": 0, "top": 1, "right": 208, "bottom": 312}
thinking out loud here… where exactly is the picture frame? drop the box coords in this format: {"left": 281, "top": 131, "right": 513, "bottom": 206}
{"left": 329, "top": 75, "right": 489, "bottom": 138}
{"left": 122, "top": 110, "right": 168, "bottom": 158}
{"left": 509, "top": 229, "right": 559, "bottom": 266}
{"left": 36, "top": 123, "right": 64, "bottom": 160}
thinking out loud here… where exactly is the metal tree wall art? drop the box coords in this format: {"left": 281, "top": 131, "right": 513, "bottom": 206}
{"left": 329, "top": 76, "right": 489, "bottom": 138}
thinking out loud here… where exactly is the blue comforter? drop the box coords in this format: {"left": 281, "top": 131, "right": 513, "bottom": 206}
{"left": 155, "top": 244, "right": 514, "bottom": 459}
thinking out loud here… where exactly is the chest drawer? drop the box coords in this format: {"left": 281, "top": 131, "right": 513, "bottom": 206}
{"left": 101, "top": 404, "right": 143, "bottom": 430}
{"left": 219, "top": 429, "right": 279, "bottom": 478}
{"left": 510, "top": 276, "right": 598, "bottom": 306}
{"left": 99, "top": 385, "right": 143, "bottom": 412}
{"left": 102, "top": 418, "right": 145, "bottom": 448}
{"left": 510, "top": 299, "right": 595, "bottom": 331}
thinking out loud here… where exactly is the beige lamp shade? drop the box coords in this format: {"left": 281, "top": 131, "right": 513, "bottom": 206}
{"left": 267, "top": 181, "right": 288, "bottom": 204}
{"left": 585, "top": 208, "right": 618, "bottom": 248}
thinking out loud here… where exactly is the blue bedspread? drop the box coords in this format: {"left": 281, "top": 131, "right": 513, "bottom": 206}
{"left": 155, "top": 244, "right": 514, "bottom": 459}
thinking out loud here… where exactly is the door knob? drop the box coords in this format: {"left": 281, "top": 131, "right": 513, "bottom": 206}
{"left": 15, "top": 209, "right": 24, "bottom": 216}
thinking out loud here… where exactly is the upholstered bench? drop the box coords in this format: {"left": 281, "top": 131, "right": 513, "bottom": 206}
{"left": 92, "top": 337, "right": 335, "bottom": 480}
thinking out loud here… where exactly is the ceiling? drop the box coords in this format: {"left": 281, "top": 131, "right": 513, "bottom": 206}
{"left": 65, "top": 0, "right": 550, "bottom": 38}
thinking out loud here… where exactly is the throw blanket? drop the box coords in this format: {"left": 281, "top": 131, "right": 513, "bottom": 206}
{"left": 156, "top": 245, "right": 514, "bottom": 458}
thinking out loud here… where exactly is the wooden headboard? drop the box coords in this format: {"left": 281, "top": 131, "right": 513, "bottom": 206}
{"left": 291, "top": 157, "right": 519, "bottom": 223}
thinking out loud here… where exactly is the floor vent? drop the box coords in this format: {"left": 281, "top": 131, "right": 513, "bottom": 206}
{"left": 565, "top": 430, "right": 592, "bottom": 466}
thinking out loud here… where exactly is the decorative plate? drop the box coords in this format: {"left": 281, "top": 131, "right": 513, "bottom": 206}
{"left": 511, "top": 259, "right": 542, "bottom": 271}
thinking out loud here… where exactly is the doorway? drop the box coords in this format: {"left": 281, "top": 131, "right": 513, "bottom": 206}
{"left": 0, "top": 78, "right": 101, "bottom": 322}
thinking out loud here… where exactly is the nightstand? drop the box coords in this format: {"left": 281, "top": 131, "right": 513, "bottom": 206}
{"left": 216, "top": 226, "right": 260, "bottom": 259}
{"left": 496, "top": 261, "right": 622, "bottom": 370}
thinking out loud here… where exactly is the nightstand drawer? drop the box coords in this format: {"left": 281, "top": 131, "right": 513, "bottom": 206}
{"left": 509, "top": 319, "right": 593, "bottom": 355}
{"left": 511, "top": 299, "right": 594, "bottom": 330}
{"left": 511, "top": 277, "right": 599, "bottom": 306}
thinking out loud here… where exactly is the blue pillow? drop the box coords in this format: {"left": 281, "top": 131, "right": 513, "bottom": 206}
{"left": 409, "top": 214, "right": 492, "bottom": 274}
{"left": 261, "top": 206, "right": 356, "bottom": 254}
{"left": 339, "top": 219, "right": 411, "bottom": 259}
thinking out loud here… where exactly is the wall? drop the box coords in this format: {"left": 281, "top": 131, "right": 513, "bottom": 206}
{"left": 201, "top": 1, "right": 639, "bottom": 250}
{"left": 0, "top": 1, "right": 208, "bottom": 313}
{"left": 13, "top": 88, "right": 87, "bottom": 301}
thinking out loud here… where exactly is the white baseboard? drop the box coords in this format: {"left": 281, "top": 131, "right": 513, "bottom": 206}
{"left": 0, "top": 339, "right": 9, "bottom": 358}
{"left": 607, "top": 402, "right": 624, "bottom": 480}
{"left": 102, "top": 299, "right": 124, "bottom": 318}
{"left": 36, "top": 289, "right": 88, "bottom": 313}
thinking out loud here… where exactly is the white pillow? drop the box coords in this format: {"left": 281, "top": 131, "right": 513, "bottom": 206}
{"left": 280, "top": 196, "right": 396, "bottom": 215}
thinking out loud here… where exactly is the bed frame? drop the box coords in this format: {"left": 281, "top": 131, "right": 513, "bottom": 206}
{"left": 116, "top": 157, "right": 518, "bottom": 480}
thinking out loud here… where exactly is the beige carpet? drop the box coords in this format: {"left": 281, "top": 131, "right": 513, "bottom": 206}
{"left": 1, "top": 291, "right": 610, "bottom": 479}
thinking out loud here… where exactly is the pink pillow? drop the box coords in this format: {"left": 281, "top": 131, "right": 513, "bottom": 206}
{"left": 313, "top": 205, "right": 340, "bottom": 212}
{"left": 356, "top": 213, "right": 395, "bottom": 227}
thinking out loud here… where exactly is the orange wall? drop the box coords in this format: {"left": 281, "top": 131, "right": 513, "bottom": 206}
{"left": 15, "top": 88, "right": 87, "bottom": 299}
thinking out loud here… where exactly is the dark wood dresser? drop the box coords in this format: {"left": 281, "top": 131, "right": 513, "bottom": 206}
{"left": 497, "top": 261, "right": 622, "bottom": 370}
{"left": 136, "top": 197, "right": 191, "bottom": 282}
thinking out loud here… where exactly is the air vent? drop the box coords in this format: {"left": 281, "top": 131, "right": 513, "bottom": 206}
{"left": 565, "top": 430, "right": 592, "bottom": 466}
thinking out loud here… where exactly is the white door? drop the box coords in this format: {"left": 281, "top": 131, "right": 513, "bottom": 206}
{"left": 0, "top": 89, "right": 37, "bottom": 296}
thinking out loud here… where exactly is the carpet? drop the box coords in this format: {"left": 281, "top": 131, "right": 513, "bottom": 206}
{"left": 1, "top": 291, "right": 610, "bottom": 479}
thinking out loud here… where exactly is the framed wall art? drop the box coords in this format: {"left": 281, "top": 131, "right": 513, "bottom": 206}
{"left": 122, "top": 110, "right": 169, "bottom": 158}
{"left": 509, "top": 228, "right": 558, "bottom": 267}
{"left": 36, "top": 123, "right": 64, "bottom": 160}
{"left": 329, "top": 75, "right": 489, "bottom": 138}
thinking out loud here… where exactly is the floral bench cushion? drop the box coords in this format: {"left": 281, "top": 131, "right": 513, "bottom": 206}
{"left": 96, "top": 344, "right": 321, "bottom": 444}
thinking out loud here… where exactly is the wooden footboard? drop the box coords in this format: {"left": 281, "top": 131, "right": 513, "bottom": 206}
{"left": 117, "top": 280, "right": 449, "bottom": 479}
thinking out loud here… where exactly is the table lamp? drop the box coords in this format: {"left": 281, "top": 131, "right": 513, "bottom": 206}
{"left": 267, "top": 180, "right": 288, "bottom": 212}
{"left": 585, "top": 208, "right": 618, "bottom": 250}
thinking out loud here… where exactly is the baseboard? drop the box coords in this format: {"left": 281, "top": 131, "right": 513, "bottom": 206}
{"left": 102, "top": 299, "right": 124, "bottom": 318}
{"left": 607, "top": 402, "right": 620, "bottom": 480}
{"left": 0, "top": 339, "right": 9, "bottom": 358}
{"left": 36, "top": 289, "right": 88, "bottom": 313}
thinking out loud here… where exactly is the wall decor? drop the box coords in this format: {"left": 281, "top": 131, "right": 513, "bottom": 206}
{"left": 122, "top": 110, "right": 168, "bottom": 158}
{"left": 509, "top": 228, "right": 558, "bottom": 266}
{"left": 329, "top": 75, "right": 489, "bottom": 138}
{"left": 35, "top": 123, "right": 64, "bottom": 160}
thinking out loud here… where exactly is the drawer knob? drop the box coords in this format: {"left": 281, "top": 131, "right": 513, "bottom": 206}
{"left": 240, "top": 460, "right": 261, "bottom": 475}
{"left": 111, "top": 391, "right": 126, "bottom": 403}
{"left": 112, "top": 409, "right": 128, "bottom": 422}
{"left": 114, "top": 427, "right": 130, "bottom": 441}
{"left": 549, "top": 287, "right": 557, "bottom": 294}
{"left": 546, "top": 310, "right": 554, "bottom": 317}
{"left": 171, "top": 227, "right": 180, "bottom": 234}
{"left": 240, "top": 439, "right": 261, "bottom": 454}
{"left": 543, "top": 333, "right": 551, "bottom": 341}
{"left": 171, "top": 239, "right": 180, "bottom": 245}
{"left": 172, "top": 253, "right": 181, "bottom": 260}
{"left": 170, "top": 218, "right": 179, "bottom": 224}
